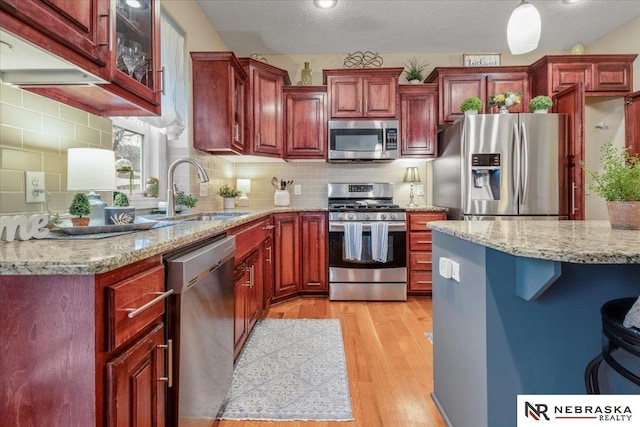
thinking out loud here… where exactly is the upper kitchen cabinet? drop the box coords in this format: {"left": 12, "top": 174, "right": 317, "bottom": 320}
{"left": 284, "top": 86, "right": 327, "bottom": 159}
{"left": 626, "top": 91, "right": 640, "bottom": 157}
{"left": 0, "top": 0, "right": 109, "bottom": 67}
{"left": 0, "top": 0, "right": 162, "bottom": 116}
{"left": 192, "top": 52, "right": 247, "bottom": 154}
{"left": 399, "top": 84, "right": 438, "bottom": 158}
{"left": 529, "top": 55, "right": 637, "bottom": 97}
{"left": 323, "top": 68, "right": 403, "bottom": 119}
{"left": 239, "top": 58, "right": 291, "bottom": 157}
{"left": 425, "top": 66, "right": 529, "bottom": 125}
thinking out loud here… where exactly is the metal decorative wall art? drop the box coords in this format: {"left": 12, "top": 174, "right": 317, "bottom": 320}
{"left": 343, "top": 51, "right": 383, "bottom": 68}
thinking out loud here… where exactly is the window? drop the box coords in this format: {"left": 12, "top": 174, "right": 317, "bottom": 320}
{"left": 113, "top": 124, "right": 143, "bottom": 193}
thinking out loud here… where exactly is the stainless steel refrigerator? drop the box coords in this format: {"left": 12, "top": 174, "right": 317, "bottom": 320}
{"left": 433, "top": 113, "right": 569, "bottom": 220}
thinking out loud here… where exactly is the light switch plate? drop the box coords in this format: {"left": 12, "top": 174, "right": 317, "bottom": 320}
{"left": 199, "top": 182, "right": 208, "bottom": 197}
{"left": 451, "top": 260, "right": 460, "bottom": 282}
{"left": 439, "top": 257, "right": 452, "bottom": 279}
{"left": 25, "top": 171, "right": 45, "bottom": 203}
{"left": 416, "top": 184, "right": 425, "bottom": 196}
{"left": 294, "top": 184, "right": 301, "bottom": 195}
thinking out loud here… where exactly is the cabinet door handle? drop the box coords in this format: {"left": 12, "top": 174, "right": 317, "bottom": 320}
{"left": 157, "top": 339, "right": 173, "bottom": 387}
{"left": 158, "top": 66, "right": 166, "bottom": 95}
{"left": 263, "top": 225, "right": 275, "bottom": 230}
{"left": 125, "top": 290, "right": 173, "bottom": 319}
{"left": 571, "top": 182, "right": 578, "bottom": 214}
{"left": 266, "top": 246, "right": 272, "bottom": 263}
{"left": 245, "top": 265, "right": 254, "bottom": 288}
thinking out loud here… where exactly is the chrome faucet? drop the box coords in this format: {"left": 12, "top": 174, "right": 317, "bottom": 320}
{"left": 167, "top": 158, "right": 209, "bottom": 217}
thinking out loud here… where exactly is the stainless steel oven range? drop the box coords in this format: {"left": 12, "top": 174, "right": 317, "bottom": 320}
{"left": 328, "top": 182, "right": 407, "bottom": 301}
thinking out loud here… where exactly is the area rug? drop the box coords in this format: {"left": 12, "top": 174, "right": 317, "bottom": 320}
{"left": 218, "top": 318, "right": 354, "bottom": 421}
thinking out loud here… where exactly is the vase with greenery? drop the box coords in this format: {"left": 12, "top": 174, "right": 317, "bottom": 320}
{"left": 175, "top": 190, "right": 198, "bottom": 213}
{"left": 529, "top": 95, "right": 553, "bottom": 113}
{"left": 460, "top": 96, "right": 483, "bottom": 114}
{"left": 489, "top": 91, "right": 522, "bottom": 112}
{"left": 583, "top": 139, "right": 640, "bottom": 229}
{"left": 217, "top": 184, "right": 241, "bottom": 209}
{"left": 69, "top": 192, "right": 91, "bottom": 226}
{"left": 403, "top": 57, "right": 428, "bottom": 84}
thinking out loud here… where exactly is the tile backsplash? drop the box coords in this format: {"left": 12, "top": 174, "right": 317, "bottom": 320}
{"left": 0, "top": 84, "right": 113, "bottom": 215}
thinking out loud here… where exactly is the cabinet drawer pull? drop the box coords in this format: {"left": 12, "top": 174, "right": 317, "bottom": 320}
{"left": 417, "top": 281, "right": 430, "bottom": 284}
{"left": 125, "top": 290, "right": 173, "bottom": 319}
{"left": 416, "top": 261, "right": 430, "bottom": 264}
{"left": 157, "top": 339, "right": 173, "bottom": 387}
{"left": 417, "top": 240, "right": 431, "bottom": 244}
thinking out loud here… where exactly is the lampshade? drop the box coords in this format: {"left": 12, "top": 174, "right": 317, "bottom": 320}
{"left": 507, "top": 0, "right": 541, "bottom": 55}
{"left": 67, "top": 148, "right": 117, "bottom": 191}
{"left": 403, "top": 167, "right": 421, "bottom": 183}
{"left": 236, "top": 178, "right": 251, "bottom": 207}
{"left": 236, "top": 178, "right": 251, "bottom": 194}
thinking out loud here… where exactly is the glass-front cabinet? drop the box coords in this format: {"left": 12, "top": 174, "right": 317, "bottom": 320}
{"left": 112, "top": 0, "right": 161, "bottom": 109}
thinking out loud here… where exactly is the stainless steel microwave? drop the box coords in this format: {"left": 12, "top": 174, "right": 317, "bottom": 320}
{"left": 328, "top": 120, "right": 399, "bottom": 162}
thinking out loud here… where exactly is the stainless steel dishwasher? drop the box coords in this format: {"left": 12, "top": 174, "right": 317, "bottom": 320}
{"left": 165, "top": 234, "right": 235, "bottom": 426}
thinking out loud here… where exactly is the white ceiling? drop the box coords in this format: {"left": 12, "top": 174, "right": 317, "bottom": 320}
{"left": 196, "top": 0, "right": 640, "bottom": 55}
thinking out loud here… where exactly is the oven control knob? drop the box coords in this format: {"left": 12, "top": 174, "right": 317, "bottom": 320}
{"left": 347, "top": 213, "right": 355, "bottom": 220}
{"left": 380, "top": 213, "right": 387, "bottom": 220}
{"left": 364, "top": 213, "right": 370, "bottom": 220}
{"left": 390, "top": 213, "right": 396, "bottom": 220}
{"left": 337, "top": 213, "right": 344, "bottom": 220}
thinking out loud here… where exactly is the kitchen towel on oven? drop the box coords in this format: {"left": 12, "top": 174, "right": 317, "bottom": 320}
{"left": 371, "top": 222, "right": 389, "bottom": 262}
{"left": 343, "top": 222, "right": 363, "bottom": 260}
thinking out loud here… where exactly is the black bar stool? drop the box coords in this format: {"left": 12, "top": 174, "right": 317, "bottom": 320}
{"left": 585, "top": 297, "right": 640, "bottom": 393}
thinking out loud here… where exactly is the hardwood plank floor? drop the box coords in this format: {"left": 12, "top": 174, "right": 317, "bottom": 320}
{"left": 217, "top": 297, "right": 446, "bottom": 427}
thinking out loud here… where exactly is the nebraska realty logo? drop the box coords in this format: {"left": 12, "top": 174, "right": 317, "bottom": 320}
{"left": 518, "top": 395, "right": 640, "bottom": 426}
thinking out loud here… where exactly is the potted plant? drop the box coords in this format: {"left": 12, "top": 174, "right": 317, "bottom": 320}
{"left": 105, "top": 192, "right": 135, "bottom": 225}
{"left": 460, "top": 96, "right": 483, "bottom": 115}
{"left": 403, "top": 57, "right": 428, "bottom": 84}
{"left": 489, "top": 91, "right": 522, "bottom": 113}
{"left": 217, "top": 184, "right": 241, "bottom": 209}
{"left": 583, "top": 139, "right": 640, "bottom": 229}
{"left": 68, "top": 192, "right": 91, "bottom": 226}
{"left": 175, "top": 190, "right": 198, "bottom": 214}
{"left": 529, "top": 95, "right": 553, "bottom": 113}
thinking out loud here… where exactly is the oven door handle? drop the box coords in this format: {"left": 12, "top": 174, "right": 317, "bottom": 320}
{"left": 329, "top": 222, "right": 407, "bottom": 232}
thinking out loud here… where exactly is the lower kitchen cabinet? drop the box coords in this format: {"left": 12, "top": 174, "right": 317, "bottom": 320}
{"left": 407, "top": 212, "right": 447, "bottom": 295}
{"left": 0, "top": 255, "right": 169, "bottom": 427}
{"left": 106, "top": 324, "right": 166, "bottom": 427}
{"left": 263, "top": 235, "right": 275, "bottom": 306}
{"left": 300, "top": 212, "right": 328, "bottom": 293}
{"left": 233, "top": 250, "right": 261, "bottom": 359}
{"left": 273, "top": 213, "right": 301, "bottom": 300}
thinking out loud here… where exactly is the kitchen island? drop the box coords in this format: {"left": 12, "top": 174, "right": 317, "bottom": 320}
{"left": 428, "top": 220, "right": 640, "bottom": 427}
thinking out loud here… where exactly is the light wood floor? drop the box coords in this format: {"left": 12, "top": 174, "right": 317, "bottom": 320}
{"left": 217, "top": 297, "right": 446, "bottom": 427}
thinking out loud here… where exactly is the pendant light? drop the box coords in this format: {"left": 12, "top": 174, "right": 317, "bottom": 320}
{"left": 507, "top": 0, "right": 541, "bottom": 55}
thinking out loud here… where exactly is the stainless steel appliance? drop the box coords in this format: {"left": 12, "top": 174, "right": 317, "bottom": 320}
{"left": 328, "top": 183, "right": 407, "bottom": 301}
{"left": 328, "top": 119, "right": 399, "bottom": 162}
{"left": 433, "top": 113, "right": 569, "bottom": 220}
{"left": 165, "top": 235, "right": 236, "bottom": 426}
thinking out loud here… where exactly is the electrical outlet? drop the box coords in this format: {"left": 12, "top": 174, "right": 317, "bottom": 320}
{"left": 25, "top": 171, "right": 46, "bottom": 203}
{"left": 439, "top": 257, "right": 452, "bottom": 279}
{"left": 199, "top": 182, "right": 208, "bottom": 197}
{"left": 451, "top": 259, "right": 460, "bottom": 282}
{"left": 416, "top": 184, "right": 425, "bottom": 196}
{"left": 294, "top": 184, "right": 301, "bottom": 195}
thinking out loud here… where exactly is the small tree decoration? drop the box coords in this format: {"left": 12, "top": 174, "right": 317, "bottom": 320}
{"left": 529, "top": 95, "right": 553, "bottom": 112}
{"left": 113, "top": 192, "right": 129, "bottom": 207}
{"left": 69, "top": 192, "right": 91, "bottom": 226}
{"left": 460, "top": 96, "right": 483, "bottom": 113}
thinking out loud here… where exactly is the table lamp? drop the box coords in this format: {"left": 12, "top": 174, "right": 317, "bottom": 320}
{"left": 67, "top": 148, "right": 117, "bottom": 225}
{"left": 403, "top": 166, "right": 420, "bottom": 208}
{"left": 236, "top": 178, "right": 251, "bottom": 207}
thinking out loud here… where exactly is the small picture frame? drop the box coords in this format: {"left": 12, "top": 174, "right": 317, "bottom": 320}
{"left": 463, "top": 53, "right": 501, "bottom": 67}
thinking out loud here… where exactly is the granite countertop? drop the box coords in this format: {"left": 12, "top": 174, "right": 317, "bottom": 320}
{"left": 0, "top": 207, "right": 324, "bottom": 276}
{"left": 428, "top": 220, "right": 640, "bottom": 264}
{"left": 406, "top": 206, "right": 448, "bottom": 213}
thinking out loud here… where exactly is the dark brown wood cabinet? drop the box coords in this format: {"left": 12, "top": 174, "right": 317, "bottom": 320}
{"left": 399, "top": 84, "right": 438, "bottom": 157}
{"left": 0, "top": 256, "right": 168, "bottom": 427}
{"left": 273, "top": 213, "right": 301, "bottom": 300}
{"left": 626, "top": 91, "right": 640, "bottom": 157}
{"left": 528, "top": 55, "right": 637, "bottom": 97}
{"left": 407, "top": 212, "right": 446, "bottom": 295}
{"left": 2, "top": 0, "right": 162, "bottom": 116}
{"left": 240, "top": 58, "right": 291, "bottom": 156}
{"left": 323, "top": 68, "right": 403, "bottom": 119}
{"left": 425, "top": 66, "right": 529, "bottom": 125}
{"left": 284, "top": 86, "right": 327, "bottom": 159}
{"left": 192, "top": 52, "right": 247, "bottom": 154}
{"left": 300, "top": 212, "right": 328, "bottom": 293}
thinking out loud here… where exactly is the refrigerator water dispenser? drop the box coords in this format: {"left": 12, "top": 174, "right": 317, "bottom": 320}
{"left": 470, "top": 154, "right": 501, "bottom": 201}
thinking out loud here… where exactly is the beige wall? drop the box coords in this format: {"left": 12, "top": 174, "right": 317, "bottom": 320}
{"left": 1, "top": 6, "right": 638, "bottom": 216}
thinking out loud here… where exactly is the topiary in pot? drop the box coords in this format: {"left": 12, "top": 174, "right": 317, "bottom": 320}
{"left": 583, "top": 139, "right": 640, "bottom": 229}
{"left": 69, "top": 192, "right": 91, "bottom": 226}
{"left": 113, "top": 192, "right": 129, "bottom": 207}
{"left": 460, "top": 96, "right": 483, "bottom": 114}
{"left": 529, "top": 95, "right": 553, "bottom": 113}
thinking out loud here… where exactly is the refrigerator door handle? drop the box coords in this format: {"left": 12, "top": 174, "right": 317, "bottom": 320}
{"left": 512, "top": 122, "right": 521, "bottom": 205}
{"left": 520, "top": 121, "right": 530, "bottom": 204}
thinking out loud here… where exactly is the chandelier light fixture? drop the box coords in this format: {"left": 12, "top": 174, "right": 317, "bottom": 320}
{"left": 507, "top": 0, "right": 541, "bottom": 55}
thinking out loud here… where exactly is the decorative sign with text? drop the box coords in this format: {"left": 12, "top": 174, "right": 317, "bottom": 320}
{"left": 463, "top": 53, "right": 501, "bottom": 67}
{"left": 0, "top": 214, "right": 50, "bottom": 242}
